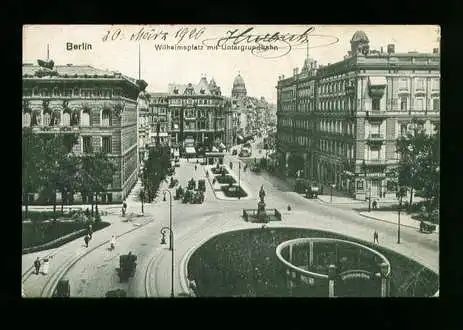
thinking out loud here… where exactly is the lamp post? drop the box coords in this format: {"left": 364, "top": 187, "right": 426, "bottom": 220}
{"left": 162, "top": 190, "right": 173, "bottom": 251}
{"left": 396, "top": 187, "right": 405, "bottom": 244}
{"left": 362, "top": 160, "right": 372, "bottom": 212}
{"left": 330, "top": 184, "right": 335, "bottom": 203}
{"left": 238, "top": 162, "right": 241, "bottom": 200}
{"left": 160, "top": 226, "right": 174, "bottom": 297}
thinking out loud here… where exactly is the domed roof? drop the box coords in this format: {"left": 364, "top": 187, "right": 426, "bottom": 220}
{"left": 233, "top": 74, "right": 246, "bottom": 87}
{"left": 351, "top": 30, "right": 369, "bottom": 43}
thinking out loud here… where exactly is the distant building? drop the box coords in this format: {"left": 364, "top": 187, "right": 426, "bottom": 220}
{"left": 22, "top": 61, "right": 142, "bottom": 204}
{"left": 230, "top": 73, "right": 273, "bottom": 143}
{"left": 276, "top": 31, "right": 440, "bottom": 200}
{"left": 159, "top": 75, "right": 232, "bottom": 152}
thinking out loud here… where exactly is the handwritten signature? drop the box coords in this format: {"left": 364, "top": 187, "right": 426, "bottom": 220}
{"left": 202, "top": 27, "right": 339, "bottom": 59}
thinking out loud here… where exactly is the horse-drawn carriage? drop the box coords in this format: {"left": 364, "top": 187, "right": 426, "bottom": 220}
{"left": 116, "top": 253, "right": 137, "bottom": 282}
{"left": 419, "top": 221, "right": 436, "bottom": 233}
{"left": 305, "top": 185, "right": 320, "bottom": 199}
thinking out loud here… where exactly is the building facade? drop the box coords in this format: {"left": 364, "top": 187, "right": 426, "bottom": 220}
{"left": 276, "top": 31, "right": 440, "bottom": 200}
{"left": 147, "top": 93, "right": 170, "bottom": 148}
{"left": 22, "top": 61, "right": 141, "bottom": 204}
{"left": 165, "top": 75, "right": 232, "bottom": 150}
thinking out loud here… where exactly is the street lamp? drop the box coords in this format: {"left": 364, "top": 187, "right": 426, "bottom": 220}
{"left": 162, "top": 190, "right": 173, "bottom": 251}
{"left": 330, "top": 184, "right": 336, "bottom": 203}
{"left": 160, "top": 226, "right": 174, "bottom": 298}
{"left": 396, "top": 187, "right": 406, "bottom": 244}
{"left": 140, "top": 189, "right": 145, "bottom": 215}
{"left": 362, "top": 160, "right": 372, "bottom": 212}
{"left": 238, "top": 162, "right": 241, "bottom": 200}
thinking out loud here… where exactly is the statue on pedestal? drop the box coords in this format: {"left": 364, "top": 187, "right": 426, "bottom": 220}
{"left": 257, "top": 185, "right": 267, "bottom": 222}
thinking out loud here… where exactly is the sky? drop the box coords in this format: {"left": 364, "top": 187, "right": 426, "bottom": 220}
{"left": 23, "top": 25, "right": 439, "bottom": 103}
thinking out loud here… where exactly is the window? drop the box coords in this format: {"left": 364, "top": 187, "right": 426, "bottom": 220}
{"left": 357, "top": 180, "right": 364, "bottom": 190}
{"left": 400, "top": 123, "right": 408, "bottom": 136}
{"left": 415, "top": 98, "right": 424, "bottom": 111}
{"left": 73, "top": 88, "right": 80, "bottom": 96}
{"left": 370, "top": 124, "right": 380, "bottom": 137}
{"left": 101, "top": 109, "right": 111, "bottom": 126}
{"left": 432, "top": 79, "right": 439, "bottom": 90}
{"left": 370, "top": 148, "right": 379, "bottom": 160}
{"left": 400, "top": 97, "right": 408, "bottom": 111}
{"left": 23, "top": 112, "right": 31, "bottom": 127}
{"left": 43, "top": 111, "right": 51, "bottom": 126}
{"left": 416, "top": 79, "right": 425, "bottom": 90}
{"left": 83, "top": 136, "right": 92, "bottom": 153}
{"left": 81, "top": 109, "right": 90, "bottom": 126}
{"left": 433, "top": 98, "right": 440, "bottom": 111}
{"left": 399, "top": 79, "right": 408, "bottom": 90}
{"left": 62, "top": 111, "right": 71, "bottom": 126}
{"left": 372, "top": 98, "right": 380, "bottom": 111}
{"left": 102, "top": 136, "right": 112, "bottom": 154}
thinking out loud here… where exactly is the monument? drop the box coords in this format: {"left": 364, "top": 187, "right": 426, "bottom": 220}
{"left": 242, "top": 185, "right": 282, "bottom": 223}
{"left": 257, "top": 185, "right": 267, "bottom": 221}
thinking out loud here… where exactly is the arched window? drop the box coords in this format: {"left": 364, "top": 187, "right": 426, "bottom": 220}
{"left": 53, "top": 87, "right": 60, "bottom": 97}
{"left": 51, "top": 109, "right": 61, "bottom": 126}
{"left": 101, "top": 108, "right": 111, "bottom": 126}
{"left": 81, "top": 108, "right": 91, "bottom": 126}
{"left": 43, "top": 111, "right": 51, "bottom": 126}
{"left": 23, "top": 111, "right": 31, "bottom": 127}
{"left": 31, "top": 110, "right": 41, "bottom": 127}
{"left": 62, "top": 109, "right": 71, "bottom": 126}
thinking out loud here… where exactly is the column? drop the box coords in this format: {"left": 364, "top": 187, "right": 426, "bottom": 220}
{"left": 328, "top": 264, "right": 337, "bottom": 298}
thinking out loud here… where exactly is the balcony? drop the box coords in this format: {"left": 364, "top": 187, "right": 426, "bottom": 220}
{"left": 368, "top": 133, "right": 384, "bottom": 141}
{"left": 363, "top": 159, "right": 390, "bottom": 165}
{"left": 365, "top": 111, "right": 388, "bottom": 119}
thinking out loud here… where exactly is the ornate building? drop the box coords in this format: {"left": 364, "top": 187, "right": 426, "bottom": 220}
{"left": 22, "top": 61, "right": 142, "bottom": 203}
{"left": 163, "top": 75, "right": 232, "bottom": 151}
{"left": 231, "top": 73, "right": 273, "bottom": 143}
{"left": 276, "top": 31, "right": 440, "bottom": 200}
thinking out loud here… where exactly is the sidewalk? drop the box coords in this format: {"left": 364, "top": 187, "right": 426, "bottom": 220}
{"left": 22, "top": 212, "right": 154, "bottom": 297}
{"left": 359, "top": 210, "right": 439, "bottom": 234}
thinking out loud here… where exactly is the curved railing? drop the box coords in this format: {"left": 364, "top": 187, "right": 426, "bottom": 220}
{"left": 275, "top": 237, "right": 392, "bottom": 279}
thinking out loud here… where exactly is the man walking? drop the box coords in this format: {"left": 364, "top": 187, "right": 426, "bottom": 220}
{"left": 373, "top": 231, "right": 379, "bottom": 244}
{"left": 87, "top": 224, "right": 93, "bottom": 240}
{"left": 33, "top": 257, "right": 41, "bottom": 275}
{"left": 84, "top": 234, "right": 90, "bottom": 248}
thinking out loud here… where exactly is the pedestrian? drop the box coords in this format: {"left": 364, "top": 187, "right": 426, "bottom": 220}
{"left": 195, "top": 165, "right": 197, "bottom": 171}
{"left": 123, "top": 200, "right": 127, "bottom": 211}
{"left": 110, "top": 235, "right": 116, "bottom": 250}
{"left": 87, "top": 224, "right": 93, "bottom": 239}
{"left": 372, "top": 200, "right": 378, "bottom": 210}
{"left": 84, "top": 234, "right": 90, "bottom": 248}
{"left": 42, "top": 258, "right": 49, "bottom": 275}
{"left": 33, "top": 257, "right": 41, "bottom": 275}
{"left": 373, "top": 231, "right": 379, "bottom": 244}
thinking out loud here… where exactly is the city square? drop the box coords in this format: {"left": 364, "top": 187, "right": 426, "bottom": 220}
{"left": 22, "top": 25, "right": 439, "bottom": 298}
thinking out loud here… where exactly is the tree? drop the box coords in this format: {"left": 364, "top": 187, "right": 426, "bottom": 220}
{"left": 78, "top": 152, "right": 116, "bottom": 215}
{"left": 395, "top": 119, "right": 439, "bottom": 209}
{"left": 142, "top": 145, "right": 171, "bottom": 202}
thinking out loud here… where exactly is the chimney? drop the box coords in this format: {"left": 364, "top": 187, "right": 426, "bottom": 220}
{"left": 387, "top": 44, "right": 395, "bottom": 54}
{"left": 380, "top": 46, "right": 383, "bottom": 53}
{"left": 293, "top": 68, "right": 299, "bottom": 76}
{"left": 282, "top": 75, "right": 285, "bottom": 79}
{"left": 433, "top": 48, "right": 439, "bottom": 54}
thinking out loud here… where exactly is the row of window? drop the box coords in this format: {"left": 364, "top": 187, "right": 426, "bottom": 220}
{"left": 319, "top": 139, "right": 354, "bottom": 159}
{"left": 82, "top": 136, "right": 112, "bottom": 154}
{"left": 169, "top": 98, "right": 226, "bottom": 106}
{"left": 22, "top": 109, "right": 113, "bottom": 127}
{"left": 23, "top": 87, "right": 124, "bottom": 98}
{"left": 320, "top": 120, "right": 355, "bottom": 135}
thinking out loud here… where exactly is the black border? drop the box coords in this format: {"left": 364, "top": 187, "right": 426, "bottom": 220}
{"left": 7, "top": 1, "right": 459, "bottom": 328}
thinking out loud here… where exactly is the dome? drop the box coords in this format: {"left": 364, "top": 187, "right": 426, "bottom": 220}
{"left": 233, "top": 74, "right": 246, "bottom": 87}
{"left": 351, "top": 30, "right": 369, "bottom": 43}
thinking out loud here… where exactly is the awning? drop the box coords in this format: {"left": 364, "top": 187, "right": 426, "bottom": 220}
{"left": 369, "top": 76, "right": 387, "bottom": 86}
{"left": 185, "top": 147, "right": 196, "bottom": 154}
